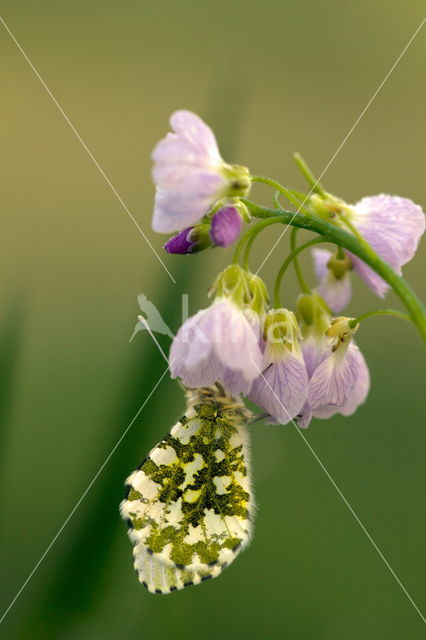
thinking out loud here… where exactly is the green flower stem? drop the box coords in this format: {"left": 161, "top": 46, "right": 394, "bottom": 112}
{"left": 290, "top": 228, "right": 311, "bottom": 295}
{"left": 232, "top": 216, "right": 283, "bottom": 266}
{"left": 273, "top": 190, "right": 282, "bottom": 209}
{"left": 349, "top": 309, "right": 411, "bottom": 329}
{"left": 339, "top": 212, "right": 374, "bottom": 256}
{"left": 250, "top": 175, "right": 311, "bottom": 214}
{"left": 274, "top": 236, "right": 328, "bottom": 307}
{"left": 293, "top": 153, "right": 326, "bottom": 196}
{"left": 241, "top": 199, "right": 426, "bottom": 341}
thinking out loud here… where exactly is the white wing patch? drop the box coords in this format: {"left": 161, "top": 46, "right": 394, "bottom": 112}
{"left": 120, "top": 386, "right": 253, "bottom": 594}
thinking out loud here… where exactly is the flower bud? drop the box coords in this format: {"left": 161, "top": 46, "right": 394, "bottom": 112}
{"left": 296, "top": 292, "right": 331, "bottom": 336}
{"left": 308, "top": 193, "right": 352, "bottom": 220}
{"left": 327, "top": 252, "right": 352, "bottom": 279}
{"left": 264, "top": 309, "right": 302, "bottom": 351}
{"left": 246, "top": 274, "right": 269, "bottom": 317}
{"left": 210, "top": 206, "right": 243, "bottom": 247}
{"left": 210, "top": 264, "right": 248, "bottom": 305}
{"left": 222, "top": 164, "right": 251, "bottom": 197}
{"left": 163, "top": 224, "right": 212, "bottom": 254}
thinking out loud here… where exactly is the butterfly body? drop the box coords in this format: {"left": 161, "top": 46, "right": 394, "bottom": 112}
{"left": 120, "top": 386, "right": 254, "bottom": 593}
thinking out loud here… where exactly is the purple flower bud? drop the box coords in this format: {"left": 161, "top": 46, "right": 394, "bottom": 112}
{"left": 163, "top": 224, "right": 211, "bottom": 254}
{"left": 210, "top": 206, "right": 242, "bottom": 248}
{"left": 163, "top": 227, "right": 196, "bottom": 254}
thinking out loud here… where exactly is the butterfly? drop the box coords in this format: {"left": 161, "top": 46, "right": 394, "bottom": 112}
{"left": 120, "top": 385, "right": 254, "bottom": 594}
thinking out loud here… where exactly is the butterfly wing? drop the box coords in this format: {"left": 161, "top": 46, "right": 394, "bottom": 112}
{"left": 120, "top": 388, "right": 253, "bottom": 593}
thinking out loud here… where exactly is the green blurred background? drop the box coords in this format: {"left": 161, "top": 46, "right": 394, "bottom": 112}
{"left": 1, "top": 1, "right": 425, "bottom": 638}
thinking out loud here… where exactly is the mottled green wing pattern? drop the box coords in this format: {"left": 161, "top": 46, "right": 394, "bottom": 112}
{"left": 120, "top": 386, "right": 254, "bottom": 594}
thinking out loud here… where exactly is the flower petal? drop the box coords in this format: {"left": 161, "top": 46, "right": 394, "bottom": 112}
{"left": 301, "top": 334, "right": 330, "bottom": 379}
{"left": 169, "top": 299, "right": 262, "bottom": 394}
{"left": 349, "top": 195, "right": 425, "bottom": 297}
{"left": 249, "top": 353, "right": 308, "bottom": 424}
{"left": 169, "top": 110, "right": 223, "bottom": 165}
{"left": 312, "top": 248, "right": 332, "bottom": 282}
{"left": 312, "top": 349, "right": 369, "bottom": 419}
{"left": 210, "top": 206, "right": 242, "bottom": 247}
{"left": 339, "top": 348, "right": 370, "bottom": 416}
{"left": 317, "top": 273, "right": 352, "bottom": 313}
{"left": 308, "top": 343, "right": 360, "bottom": 411}
{"left": 354, "top": 195, "right": 425, "bottom": 265}
{"left": 152, "top": 174, "right": 227, "bottom": 233}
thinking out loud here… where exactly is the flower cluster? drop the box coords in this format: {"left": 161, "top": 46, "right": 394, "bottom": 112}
{"left": 149, "top": 110, "right": 425, "bottom": 427}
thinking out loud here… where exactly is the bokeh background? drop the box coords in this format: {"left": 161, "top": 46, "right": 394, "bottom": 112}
{"left": 1, "top": 1, "right": 425, "bottom": 638}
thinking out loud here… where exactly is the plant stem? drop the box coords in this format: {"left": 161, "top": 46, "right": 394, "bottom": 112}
{"left": 273, "top": 236, "right": 328, "bottom": 307}
{"left": 290, "top": 228, "right": 311, "bottom": 295}
{"left": 250, "top": 175, "right": 311, "bottom": 214}
{"left": 349, "top": 309, "right": 411, "bottom": 329}
{"left": 293, "top": 153, "right": 326, "bottom": 196}
{"left": 232, "top": 216, "right": 284, "bottom": 266}
{"left": 241, "top": 199, "right": 426, "bottom": 341}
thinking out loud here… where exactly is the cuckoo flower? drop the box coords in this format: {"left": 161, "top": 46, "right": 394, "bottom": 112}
{"left": 295, "top": 296, "right": 369, "bottom": 427}
{"left": 249, "top": 309, "right": 308, "bottom": 424}
{"left": 309, "top": 193, "right": 425, "bottom": 297}
{"left": 170, "top": 265, "right": 266, "bottom": 395}
{"left": 152, "top": 110, "right": 251, "bottom": 233}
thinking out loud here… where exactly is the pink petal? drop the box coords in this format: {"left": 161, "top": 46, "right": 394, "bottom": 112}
{"left": 308, "top": 343, "right": 360, "bottom": 411}
{"left": 312, "top": 351, "right": 369, "bottom": 419}
{"left": 249, "top": 353, "right": 309, "bottom": 424}
{"left": 169, "top": 299, "right": 262, "bottom": 394}
{"left": 312, "top": 248, "right": 332, "bottom": 282}
{"left": 170, "top": 110, "right": 222, "bottom": 165}
{"left": 349, "top": 195, "right": 425, "bottom": 297}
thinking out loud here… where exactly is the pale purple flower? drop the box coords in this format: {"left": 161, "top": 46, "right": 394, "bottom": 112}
{"left": 248, "top": 310, "right": 309, "bottom": 424}
{"left": 313, "top": 348, "right": 370, "bottom": 419}
{"left": 312, "top": 248, "right": 352, "bottom": 313}
{"left": 210, "top": 206, "right": 242, "bottom": 247}
{"left": 301, "top": 332, "right": 329, "bottom": 379}
{"left": 169, "top": 298, "right": 262, "bottom": 395}
{"left": 152, "top": 110, "right": 250, "bottom": 233}
{"left": 307, "top": 342, "right": 362, "bottom": 412}
{"left": 348, "top": 195, "right": 425, "bottom": 297}
{"left": 297, "top": 318, "right": 370, "bottom": 428}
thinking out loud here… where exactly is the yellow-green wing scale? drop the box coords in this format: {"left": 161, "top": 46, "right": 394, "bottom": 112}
{"left": 120, "top": 386, "right": 254, "bottom": 594}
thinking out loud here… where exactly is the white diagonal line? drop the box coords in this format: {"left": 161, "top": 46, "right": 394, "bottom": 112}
{"left": 132, "top": 316, "right": 170, "bottom": 364}
{"left": 0, "top": 15, "right": 176, "bottom": 284}
{"left": 250, "top": 359, "right": 426, "bottom": 624}
{"left": 255, "top": 17, "right": 425, "bottom": 276}
{"left": 0, "top": 362, "right": 172, "bottom": 625}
